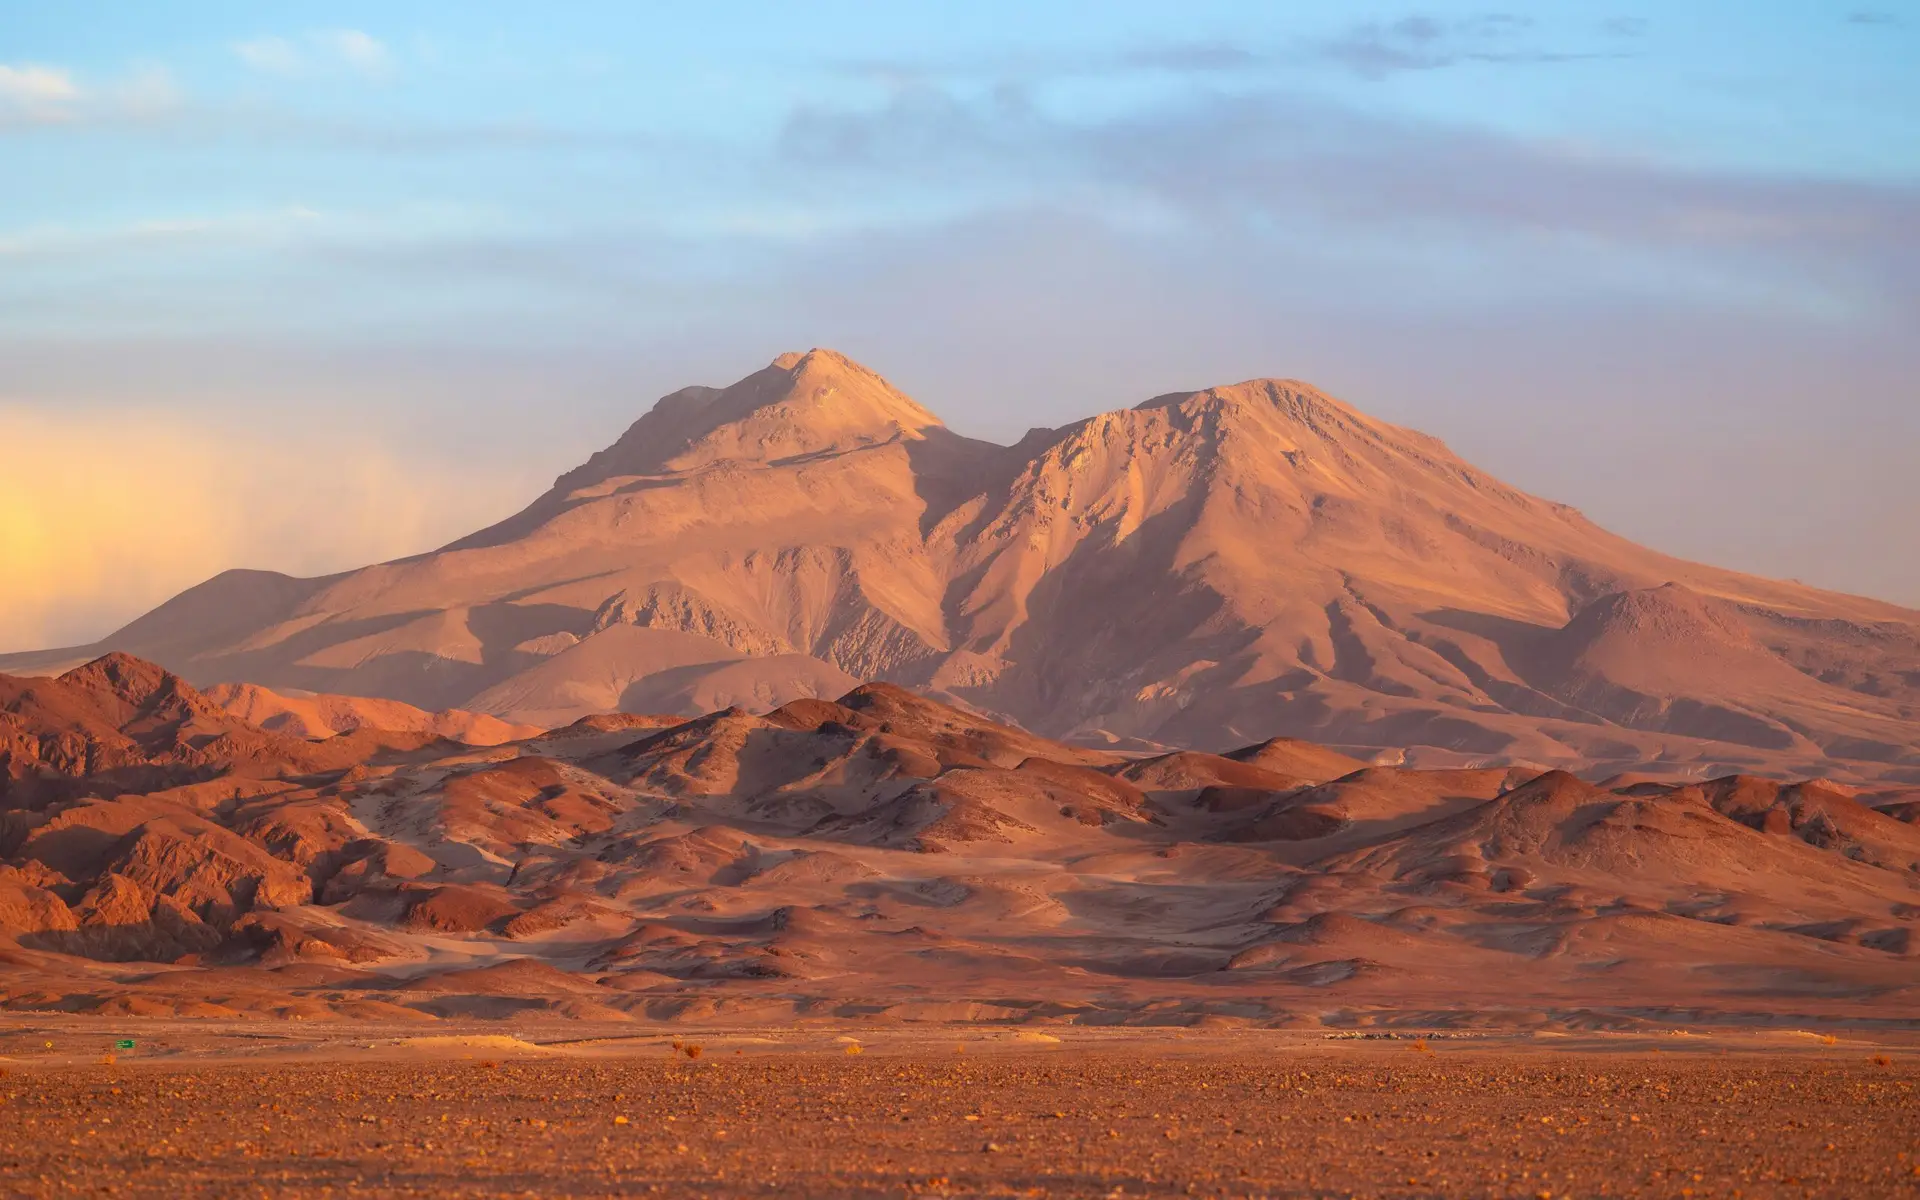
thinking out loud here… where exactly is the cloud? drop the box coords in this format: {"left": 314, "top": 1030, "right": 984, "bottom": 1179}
{"left": 0, "top": 207, "right": 323, "bottom": 263}
{"left": 0, "top": 406, "right": 537, "bottom": 652}
{"left": 8, "top": 78, "right": 1913, "bottom": 346}
{"left": 1108, "top": 96, "right": 1915, "bottom": 248}
{"left": 1318, "top": 14, "right": 1631, "bottom": 77}
{"left": 233, "top": 36, "right": 301, "bottom": 75}
{"left": 112, "top": 65, "right": 181, "bottom": 116}
{"left": 233, "top": 29, "right": 394, "bottom": 78}
{"left": 1847, "top": 11, "right": 1904, "bottom": 27}
{"left": 317, "top": 29, "right": 393, "bottom": 75}
{"left": 0, "top": 63, "right": 83, "bottom": 122}
{"left": 1116, "top": 44, "right": 1263, "bottom": 73}
{"left": 0, "top": 61, "right": 180, "bottom": 128}
{"left": 834, "top": 15, "right": 1632, "bottom": 91}
{"left": 771, "top": 84, "right": 1919, "bottom": 322}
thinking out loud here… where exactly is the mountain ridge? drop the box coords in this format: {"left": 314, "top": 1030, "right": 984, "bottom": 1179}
{"left": 5, "top": 349, "right": 1916, "bottom": 785}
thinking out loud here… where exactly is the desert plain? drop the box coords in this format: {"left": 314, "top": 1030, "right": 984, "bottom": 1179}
{"left": 2, "top": 1023, "right": 1918, "bottom": 1199}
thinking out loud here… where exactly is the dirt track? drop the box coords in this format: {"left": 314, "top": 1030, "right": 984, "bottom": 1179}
{"left": 2, "top": 1042, "right": 1917, "bottom": 1198}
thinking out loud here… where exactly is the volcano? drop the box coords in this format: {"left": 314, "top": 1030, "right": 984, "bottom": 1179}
{"left": 6, "top": 349, "right": 1917, "bottom": 784}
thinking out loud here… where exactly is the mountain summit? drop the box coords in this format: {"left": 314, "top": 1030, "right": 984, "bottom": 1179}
{"left": 7, "top": 351, "right": 1917, "bottom": 782}
{"left": 567, "top": 347, "right": 942, "bottom": 479}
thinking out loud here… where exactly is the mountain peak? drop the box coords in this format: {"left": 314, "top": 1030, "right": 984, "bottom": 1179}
{"left": 1137, "top": 377, "right": 1446, "bottom": 456}
{"left": 554, "top": 350, "right": 942, "bottom": 494}
{"left": 59, "top": 651, "right": 216, "bottom": 718}
{"left": 770, "top": 346, "right": 855, "bottom": 373}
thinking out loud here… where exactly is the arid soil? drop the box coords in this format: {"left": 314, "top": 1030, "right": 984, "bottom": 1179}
{"left": 1, "top": 1034, "right": 1916, "bottom": 1198}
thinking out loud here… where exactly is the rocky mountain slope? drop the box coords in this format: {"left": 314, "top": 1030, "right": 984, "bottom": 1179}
{"left": 6, "top": 349, "right": 1917, "bottom": 785}
{"left": 1, "top": 654, "right": 1916, "bottom": 1026}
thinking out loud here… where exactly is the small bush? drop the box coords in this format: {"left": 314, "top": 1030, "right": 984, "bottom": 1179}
{"left": 683, "top": 1045, "right": 703, "bottom": 1060}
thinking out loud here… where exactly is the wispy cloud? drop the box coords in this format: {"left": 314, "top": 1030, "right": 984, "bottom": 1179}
{"left": 315, "top": 29, "right": 393, "bottom": 75}
{"left": 1319, "top": 14, "right": 1632, "bottom": 77}
{"left": 108, "top": 65, "right": 180, "bottom": 117}
{"left": 774, "top": 84, "right": 1920, "bottom": 324}
{"left": 233, "top": 29, "right": 395, "bottom": 78}
{"left": 0, "top": 207, "right": 324, "bottom": 263}
{"left": 0, "top": 61, "right": 179, "bottom": 127}
{"left": 1115, "top": 44, "right": 1263, "bottom": 73}
{"left": 834, "top": 14, "right": 1635, "bottom": 90}
{"left": 1846, "top": 10, "right": 1905, "bottom": 27}
{"left": 0, "top": 63, "right": 83, "bottom": 122}
{"left": 233, "top": 36, "right": 301, "bottom": 75}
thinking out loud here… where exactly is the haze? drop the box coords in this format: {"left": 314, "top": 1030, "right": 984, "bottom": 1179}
{"left": 2, "top": 0, "right": 1917, "bottom": 652}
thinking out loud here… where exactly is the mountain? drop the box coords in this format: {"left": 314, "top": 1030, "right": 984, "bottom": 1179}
{"left": 6, "top": 349, "right": 1918, "bottom": 784}
{"left": 2, "top": 653, "right": 1915, "bottom": 1025}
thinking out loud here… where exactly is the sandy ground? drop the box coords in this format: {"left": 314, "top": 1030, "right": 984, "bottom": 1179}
{"left": 1, "top": 1024, "right": 1916, "bottom": 1198}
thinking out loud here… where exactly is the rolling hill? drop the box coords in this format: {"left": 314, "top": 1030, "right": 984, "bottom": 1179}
{"left": 1, "top": 653, "right": 1915, "bottom": 1025}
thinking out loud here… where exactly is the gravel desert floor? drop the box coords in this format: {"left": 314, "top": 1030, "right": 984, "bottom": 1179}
{"left": 1, "top": 1025, "right": 1917, "bottom": 1198}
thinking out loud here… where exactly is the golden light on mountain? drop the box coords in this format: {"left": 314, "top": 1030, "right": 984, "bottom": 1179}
{"left": 9, "top": 349, "right": 1915, "bottom": 783}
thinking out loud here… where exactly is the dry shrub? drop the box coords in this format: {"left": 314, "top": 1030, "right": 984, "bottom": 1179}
{"left": 1821, "top": 1034, "right": 1838, "bottom": 1046}
{"left": 1411, "top": 1038, "right": 1432, "bottom": 1054}
{"left": 845, "top": 1043, "right": 863, "bottom": 1055}
{"left": 1871, "top": 1054, "right": 1892, "bottom": 1067}
{"left": 477, "top": 1060, "right": 499, "bottom": 1070}
{"left": 683, "top": 1045, "right": 703, "bottom": 1060}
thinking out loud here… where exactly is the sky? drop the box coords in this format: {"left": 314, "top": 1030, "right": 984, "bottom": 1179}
{"left": 2, "top": 1, "right": 1916, "bottom": 650}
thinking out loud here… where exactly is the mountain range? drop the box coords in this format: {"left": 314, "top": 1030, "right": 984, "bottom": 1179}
{"left": 6, "top": 348, "right": 1917, "bottom": 785}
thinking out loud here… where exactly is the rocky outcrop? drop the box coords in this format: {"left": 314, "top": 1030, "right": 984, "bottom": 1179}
{"left": 103, "top": 817, "right": 311, "bottom": 923}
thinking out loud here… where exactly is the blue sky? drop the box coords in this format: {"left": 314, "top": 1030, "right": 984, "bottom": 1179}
{"left": 1, "top": 1, "right": 1917, "bottom": 648}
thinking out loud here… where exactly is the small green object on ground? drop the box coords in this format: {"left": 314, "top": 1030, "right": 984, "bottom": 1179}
{"left": 113, "top": 1039, "right": 135, "bottom": 1050}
